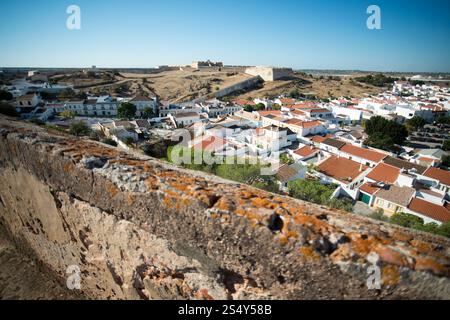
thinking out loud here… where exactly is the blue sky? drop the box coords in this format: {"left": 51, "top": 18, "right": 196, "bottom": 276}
{"left": 0, "top": 0, "right": 449, "bottom": 72}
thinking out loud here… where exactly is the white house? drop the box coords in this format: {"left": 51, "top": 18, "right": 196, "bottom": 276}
{"left": 129, "top": 95, "right": 158, "bottom": 115}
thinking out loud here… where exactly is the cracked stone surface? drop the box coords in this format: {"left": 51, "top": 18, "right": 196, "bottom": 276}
{"left": 0, "top": 116, "right": 449, "bottom": 300}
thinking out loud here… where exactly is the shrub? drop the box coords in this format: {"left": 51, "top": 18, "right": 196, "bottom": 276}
{"left": 69, "top": 121, "right": 91, "bottom": 136}
{"left": 101, "top": 138, "right": 117, "bottom": 147}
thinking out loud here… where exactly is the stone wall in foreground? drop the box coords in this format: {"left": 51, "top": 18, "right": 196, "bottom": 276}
{"left": 0, "top": 116, "right": 449, "bottom": 300}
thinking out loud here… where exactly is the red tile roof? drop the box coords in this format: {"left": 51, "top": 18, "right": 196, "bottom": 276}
{"left": 423, "top": 167, "right": 450, "bottom": 186}
{"left": 193, "top": 136, "right": 227, "bottom": 151}
{"left": 340, "top": 144, "right": 387, "bottom": 163}
{"left": 302, "top": 121, "right": 323, "bottom": 128}
{"left": 284, "top": 119, "right": 323, "bottom": 128}
{"left": 294, "top": 146, "right": 319, "bottom": 158}
{"left": 258, "top": 110, "right": 282, "bottom": 117}
{"left": 366, "top": 163, "right": 400, "bottom": 184}
{"left": 317, "top": 156, "right": 368, "bottom": 184}
{"left": 309, "top": 135, "right": 327, "bottom": 143}
{"left": 288, "top": 102, "right": 318, "bottom": 109}
{"left": 309, "top": 108, "right": 331, "bottom": 114}
{"left": 279, "top": 98, "right": 297, "bottom": 105}
{"left": 408, "top": 198, "right": 450, "bottom": 223}
{"left": 360, "top": 182, "right": 381, "bottom": 195}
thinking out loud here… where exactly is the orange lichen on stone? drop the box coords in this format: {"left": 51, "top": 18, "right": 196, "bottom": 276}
{"left": 195, "top": 288, "right": 214, "bottom": 301}
{"left": 106, "top": 181, "right": 119, "bottom": 198}
{"left": 381, "top": 265, "right": 401, "bottom": 286}
{"left": 293, "top": 214, "right": 331, "bottom": 234}
{"left": 392, "top": 231, "right": 413, "bottom": 242}
{"left": 251, "top": 197, "right": 271, "bottom": 208}
{"left": 214, "top": 197, "right": 234, "bottom": 212}
{"left": 62, "top": 162, "right": 75, "bottom": 173}
{"left": 375, "top": 246, "right": 410, "bottom": 267}
{"left": 299, "top": 246, "right": 321, "bottom": 262}
{"left": 410, "top": 239, "right": 433, "bottom": 254}
{"left": 348, "top": 233, "right": 390, "bottom": 257}
{"left": 414, "top": 257, "right": 448, "bottom": 276}
{"left": 144, "top": 176, "right": 159, "bottom": 190}
{"left": 330, "top": 244, "right": 354, "bottom": 262}
{"left": 126, "top": 193, "right": 135, "bottom": 205}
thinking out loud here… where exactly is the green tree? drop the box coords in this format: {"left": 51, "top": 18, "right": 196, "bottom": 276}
{"left": 69, "top": 121, "right": 91, "bottom": 136}
{"left": 436, "top": 115, "right": 450, "bottom": 125}
{"left": 272, "top": 103, "right": 281, "bottom": 110}
{"left": 288, "top": 89, "right": 300, "bottom": 99}
{"left": 280, "top": 153, "right": 294, "bottom": 165}
{"left": 243, "top": 105, "right": 254, "bottom": 112}
{"left": 141, "top": 107, "right": 155, "bottom": 119}
{"left": 287, "top": 179, "right": 353, "bottom": 211}
{"left": 123, "top": 137, "right": 135, "bottom": 146}
{"left": 117, "top": 102, "right": 137, "bottom": 120}
{"left": 0, "top": 102, "right": 18, "bottom": 117}
{"left": 58, "top": 88, "right": 76, "bottom": 100}
{"left": 442, "top": 155, "right": 450, "bottom": 167}
{"left": 406, "top": 116, "right": 427, "bottom": 132}
{"left": 364, "top": 116, "right": 408, "bottom": 151}
{"left": 101, "top": 138, "right": 118, "bottom": 147}
{"left": 442, "top": 140, "right": 450, "bottom": 151}
{"left": 355, "top": 74, "right": 398, "bottom": 87}
{"left": 0, "top": 90, "right": 13, "bottom": 101}
{"left": 390, "top": 212, "right": 424, "bottom": 229}
{"left": 437, "top": 222, "right": 450, "bottom": 238}
{"left": 60, "top": 110, "right": 76, "bottom": 119}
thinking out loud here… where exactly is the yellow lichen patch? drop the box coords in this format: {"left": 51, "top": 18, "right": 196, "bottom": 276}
{"left": 209, "top": 213, "right": 218, "bottom": 219}
{"left": 279, "top": 235, "right": 289, "bottom": 246}
{"left": 162, "top": 195, "right": 175, "bottom": 208}
{"left": 240, "top": 190, "right": 254, "bottom": 199}
{"left": 214, "top": 197, "right": 233, "bottom": 211}
{"left": 106, "top": 181, "right": 119, "bottom": 198}
{"left": 381, "top": 265, "right": 401, "bottom": 286}
{"left": 299, "top": 246, "right": 321, "bottom": 262}
{"left": 251, "top": 197, "right": 271, "bottom": 208}
{"left": 414, "top": 257, "right": 448, "bottom": 276}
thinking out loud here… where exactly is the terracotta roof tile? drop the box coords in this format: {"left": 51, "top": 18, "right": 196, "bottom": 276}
{"left": 360, "top": 182, "right": 381, "bottom": 195}
{"left": 317, "top": 156, "right": 367, "bottom": 184}
{"left": 366, "top": 163, "right": 400, "bottom": 184}
{"left": 322, "top": 138, "right": 346, "bottom": 149}
{"left": 423, "top": 167, "right": 450, "bottom": 186}
{"left": 408, "top": 198, "right": 450, "bottom": 223}
{"left": 340, "top": 144, "right": 387, "bottom": 163}
{"left": 383, "top": 156, "right": 427, "bottom": 175}
{"left": 294, "top": 146, "right": 319, "bottom": 158}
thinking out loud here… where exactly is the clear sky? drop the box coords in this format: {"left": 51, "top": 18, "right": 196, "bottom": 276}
{"left": 0, "top": 0, "right": 449, "bottom": 72}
